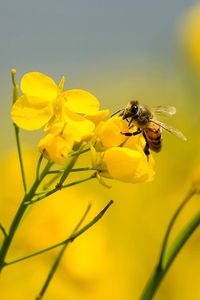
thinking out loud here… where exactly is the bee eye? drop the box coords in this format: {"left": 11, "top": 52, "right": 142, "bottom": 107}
{"left": 130, "top": 105, "right": 138, "bottom": 114}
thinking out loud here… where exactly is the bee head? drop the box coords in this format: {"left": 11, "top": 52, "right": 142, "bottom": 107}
{"left": 129, "top": 100, "right": 139, "bottom": 115}
{"left": 122, "top": 100, "right": 139, "bottom": 119}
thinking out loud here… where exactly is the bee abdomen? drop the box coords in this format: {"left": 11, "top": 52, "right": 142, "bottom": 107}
{"left": 148, "top": 139, "right": 162, "bottom": 152}
{"left": 144, "top": 128, "right": 162, "bottom": 152}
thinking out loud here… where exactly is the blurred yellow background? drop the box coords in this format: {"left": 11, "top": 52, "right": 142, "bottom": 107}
{"left": 1, "top": 1, "right": 200, "bottom": 299}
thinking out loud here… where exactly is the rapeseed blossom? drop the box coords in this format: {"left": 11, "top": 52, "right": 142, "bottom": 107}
{"left": 92, "top": 117, "right": 155, "bottom": 184}
{"left": 11, "top": 72, "right": 108, "bottom": 163}
{"left": 11, "top": 70, "right": 155, "bottom": 183}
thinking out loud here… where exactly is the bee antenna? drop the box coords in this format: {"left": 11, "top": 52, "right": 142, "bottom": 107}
{"left": 110, "top": 109, "right": 124, "bottom": 118}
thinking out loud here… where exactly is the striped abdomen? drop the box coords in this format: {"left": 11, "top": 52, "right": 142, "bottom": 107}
{"left": 143, "top": 124, "right": 162, "bottom": 152}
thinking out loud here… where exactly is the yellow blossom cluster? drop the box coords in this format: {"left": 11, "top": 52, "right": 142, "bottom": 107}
{"left": 11, "top": 71, "right": 155, "bottom": 184}
{"left": 92, "top": 116, "right": 155, "bottom": 184}
{"left": 11, "top": 72, "right": 109, "bottom": 164}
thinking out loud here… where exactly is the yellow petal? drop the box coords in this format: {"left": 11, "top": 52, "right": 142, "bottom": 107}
{"left": 39, "top": 133, "right": 74, "bottom": 164}
{"left": 90, "top": 145, "right": 98, "bottom": 169}
{"left": 46, "top": 121, "right": 65, "bottom": 135}
{"left": 63, "top": 112, "right": 95, "bottom": 142}
{"left": 11, "top": 96, "right": 53, "bottom": 130}
{"left": 21, "top": 72, "right": 58, "bottom": 103}
{"left": 58, "top": 76, "right": 65, "bottom": 91}
{"left": 134, "top": 156, "right": 155, "bottom": 182}
{"left": 104, "top": 147, "right": 154, "bottom": 183}
{"left": 97, "top": 117, "right": 128, "bottom": 149}
{"left": 123, "top": 134, "right": 145, "bottom": 151}
{"left": 85, "top": 109, "right": 110, "bottom": 125}
{"left": 64, "top": 89, "right": 100, "bottom": 115}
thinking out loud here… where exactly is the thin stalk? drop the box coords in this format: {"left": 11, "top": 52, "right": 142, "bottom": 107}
{"left": 158, "top": 188, "right": 196, "bottom": 268}
{"left": 43, "top": 149, "right": 84, "bottom": 190}
{"left": 69, "top": 147, "right": 90, "bottom": 156}
{"left": 140, "top": 210, "right": 200, "bottom": 300}
{"left": 42, "top": 173, "right": 60, "bottom": 190}
{"left": 4, "top": 200, "right": 113, "bottom": 267}
{"left": 11, "top": 69, "right": 27, "bottom": 193}
{"left": 35, "top": 204, "right": 92, "bottom": 300}
{"left": 71, "top": 167, "right": 95, "bottom": 172}
{"left": 140, "top": 189, "right": 198, "bottom": 300}
{"left": 46, "top": 170, "right": 64, "bottom": 175}
{"left": 35, "top": 245, "right": 66, "bottom": 300}
{"left": 29, "top": 174, "right": 96, "bottom": 205}
{"left": 0, "top": 160, "right": 53, "bottom": 271}
{"left": 14, "top": 126, "right": 27, "bottom": 193}
{"left": 56, "top": 149, "right": 82, "bottom": 189}
{"left": 36, "top": 154, "right": 44, "bottom": 180}
{"left": 0, "top": 224, "right": 7, "bottom": 238}
{"left": 47, "top": 167, "right": 94, "bottom": 174}
{"left": 165, "top": 211, "right": 200, "bottom": 269}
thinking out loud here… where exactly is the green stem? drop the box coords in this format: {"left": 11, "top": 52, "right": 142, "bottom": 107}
{"left": 35, "top": 246, "right": 67, "bottom": 300}
{"left": 35, "top": 204, "right": 91, "bottom": 300}
{"left": 11, "top": 69, "right": 27, "bottom": 193}
{"left": 69, "top": 147, "right": 90, "bottom": 156}
{"left": 164, "top": 211, "right": 200, "bottom": 270}
{"left": 140, "top": 210, "right": 200, "bottom": 300}
{"left": 4, "top": 200, "right": 113, "bottom": 267}
{"left": 139, "top": 266, "right": 163, "bottom": 300}
{"left": 11, "top": 69, "right": 18, "bottom": 104}
{"left": 29, "top": 174, "right": 96, "bottom": 205}
{"left": 71, "top": 167, "right": 95, "bottom": 172}
{"left": 36, "top": 153, "right": 44, "bottom": 180}
{"left": 14, "top": 126, "right": 27, "bottom": 193}
{"left": 0, "top": 160, "right": 52, "bottom": 272}
{"left": 140, "top": 189, "right": 198, "bottom": 300}
{"left": 56, "top": 148, "right": 83, "bottom": 189}
{"left": 42, "top": 173, "right": 60, "bottom": 190}
{"left": 43, "top": 149, "right": 84, "bottom": 190}
{"left": 47, "top": 167, "right": 94, "bottom": 174}
{"left": 158, "top": 188, "right": 196, "bottom": 268}
{"left": 0, "top": 224, "right": 7, "bottom": 238}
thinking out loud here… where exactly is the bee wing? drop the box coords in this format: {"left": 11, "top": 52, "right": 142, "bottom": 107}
{"left": 150, "top": 119, "right": 187, "bottom": 141}
{"left": 151, "top": 106, "right": 176, "bottom": 117}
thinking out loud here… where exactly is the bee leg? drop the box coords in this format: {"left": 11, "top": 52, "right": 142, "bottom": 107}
{"left": 122, "top": 117, "right": 134, "bottom": 127}
{"left": 143, "top": 133, "right": 150, "bottom": 159}
{"left": 120, "top": 128, "right": 142, "bottom": 136}
{"left": 143, "top": 142, "right": 150, "bottom": 157}
{"left": 128, "top": 117, "right": 134, "bottom": 127}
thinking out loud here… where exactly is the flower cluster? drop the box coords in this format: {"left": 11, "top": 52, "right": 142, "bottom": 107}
{"left": 11, "top": 72, "right": 108, "bottom": 164}
{"left": 92, "top": 116, "right": 155, "bottom": 184}
{"left": 11, "top": 71, "right": 155, "bottom": 184}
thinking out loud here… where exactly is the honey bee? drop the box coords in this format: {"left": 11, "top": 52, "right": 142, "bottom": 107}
{"left": 112, "top": 100, "right": 186, "bottom": 157}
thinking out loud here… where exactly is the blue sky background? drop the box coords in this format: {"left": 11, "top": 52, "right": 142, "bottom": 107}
{"left": 0, "top": 0, "right": 198, "bottom": 148}
{"left": 0, "top": 0, "right": 195, "bottom": 80}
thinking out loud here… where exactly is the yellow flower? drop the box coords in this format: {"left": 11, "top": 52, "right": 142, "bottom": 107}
{"left": 11, "top": 72, "right": 100, "bottom": 131}
{"left": 103, "top": 147, "right": 154, "bottom": 183}
{"left": 39, "top": 112, "right": 99, "bottom": 164}
{"left": 85, "top": 109, "right": 110, "bottom": 125}
{"left": 11, "top": 71, "right": 108, "bottom": 163}
{"left": 38, "top": 132, "right": 74, "bottom": 164}
{"left": 92, "top": 117, "right": 155, "bottom": 184}
{"left": 96, "top": 116, "right": 128, "bottom": 149}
